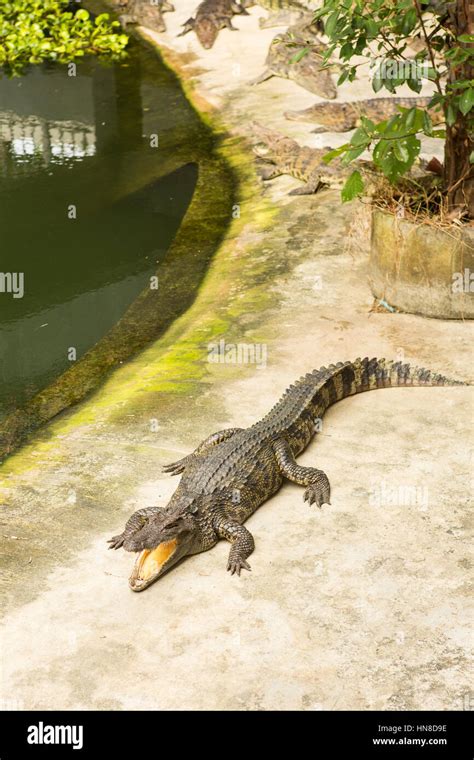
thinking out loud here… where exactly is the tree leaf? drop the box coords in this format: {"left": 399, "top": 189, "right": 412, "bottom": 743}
{"left": 407, "top": 77, "right": 422, "bottom": 93}
{"left": 446, "top": 103, "right": 456, "bottom": 126}
{"left": 422, "top": 110, "right": 433, "bottom": 135}
{"left": 459, "top": 87, "right": 474, "bottom": 115}
{"left": 341, "top": 170, "right": 364, "bottom": 202}
{"left": 322, "top": 144, "right": 350, "bottom": 163}
{"left": 405, "top": 107, "right": 417, "bottom": 128}
{"left": 289, "top": 46, "right": 310, "bottom": 64}
{"left": 342, "top": 145, "right": 367, "bottom": 163}
{"left": 325, "top": 10, "right": 339, "bottom": 38}
{"left": 350, "top": 126, "right": 371, "bottom": 147}
{"left": 394, "top": 142, "right": 409, "bottom": 162}
{"left": 372, "top": 72, "right": 384, "bottom": 93}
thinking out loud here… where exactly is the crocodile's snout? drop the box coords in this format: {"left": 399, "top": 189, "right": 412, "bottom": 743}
{"left": 129, "top": 539, "right": 179, "bottom": 591}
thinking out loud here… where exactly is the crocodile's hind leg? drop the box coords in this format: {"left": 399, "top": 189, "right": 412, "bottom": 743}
{"left": 311, "top": 118, "right": 355, "bottom": 134}
{"left": 250, "top": 69, "right": 274, "bottom": 86}
{"left": 108, "top": 506, "right": 163, "bottom": 549}
{"left": 163, "top": 428, "right": 243, "bottom": 475}
{"left": 272, "top": 438, "right": 331, "bottom": 507}
{"left": 214, "top": 516, "right": 255, "bottom": 576}
{"left": 288, "top": 177, "right": 324, "bottom": 196}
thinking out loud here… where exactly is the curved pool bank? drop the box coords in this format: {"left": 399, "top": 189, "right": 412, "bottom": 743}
{"left": 0, "top": 31, "right": 237, "bottom": 459}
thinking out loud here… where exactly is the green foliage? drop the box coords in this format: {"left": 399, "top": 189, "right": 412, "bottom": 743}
{"left": 341, "top": 169, "right": 364, "bottom": 201}
{"left": 313, "top": 0, "right": 474, "bottom": 201}
{"left": 0, "top": 0, "right": 129, "bottom": 75}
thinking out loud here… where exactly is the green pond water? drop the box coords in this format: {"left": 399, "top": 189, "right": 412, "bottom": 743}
{"left": 0, "top": 31, "right": 210, "bottom": 420}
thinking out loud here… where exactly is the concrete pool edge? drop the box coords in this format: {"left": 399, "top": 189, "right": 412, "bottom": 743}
{"left": 0, "top": 44, "right": 253, "bottom": 462}
{"left": 0, "top": 40, "right": 280, "bottom": 476}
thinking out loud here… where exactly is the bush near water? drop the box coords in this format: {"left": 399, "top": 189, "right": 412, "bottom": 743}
{"left": 0, "top": 0, "right": 128, "bottom": 74}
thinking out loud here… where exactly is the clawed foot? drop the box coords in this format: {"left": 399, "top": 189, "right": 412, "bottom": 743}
{"left": 162, "top": 456, "right": 190, "bottom": 475}
{"left": 303, "top": 476, "right": 331, "bottom": 508}
{"left": 107, "top": 533, "right": 125, "bottom": 550}
{"left": 227, "top": 558, "right": 251, "bottom": 576}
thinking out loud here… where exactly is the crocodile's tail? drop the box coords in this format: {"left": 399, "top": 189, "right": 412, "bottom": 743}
{"left": 338, "top": 356, "right": 466, "bottom": 393}
{"left": 308, "top": 357, "right": 466, "bottom": 418}
{"left": 259, "top": 357, "right": 466, "bottom": 435}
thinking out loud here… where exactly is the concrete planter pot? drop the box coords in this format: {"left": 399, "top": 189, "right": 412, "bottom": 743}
{"left": 369, "top": 208, "right": 474, "bottom": 319}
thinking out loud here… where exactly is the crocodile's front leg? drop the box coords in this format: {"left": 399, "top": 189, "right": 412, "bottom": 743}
{"left": 220, "top": 16, "right": 238, "bottom": 30}
{"left": 250, "top": 69, "right": 274, "bottom": 86}
{"left": 214, "top": 516, "right": 255, "bottom": 576}
{"left": 177, "top": 17, "right": 195, "bottom": 36}
{"left": 256, "top": 162, "right": 283, "bottom": 181}
{"left": 272, "top": 437, "right": 331, "bottom": 507}
{"left": 163, "top": 428, "right": 243, "bottom": 475}
{"left": 108, "top": 506, "right": 163, "bottom": 549}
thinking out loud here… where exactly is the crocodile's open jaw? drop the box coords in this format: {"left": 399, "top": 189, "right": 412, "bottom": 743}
{"left": 129, "top": 539, "right": 178, "bottom": 592}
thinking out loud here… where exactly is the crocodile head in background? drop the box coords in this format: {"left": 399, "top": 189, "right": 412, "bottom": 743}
{"left": 194, "top": 17, "right": 222, "bottom": 49}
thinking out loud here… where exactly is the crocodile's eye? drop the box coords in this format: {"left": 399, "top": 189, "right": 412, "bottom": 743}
{"left": 189, "top": 504, "right": 198, "bottom": 514}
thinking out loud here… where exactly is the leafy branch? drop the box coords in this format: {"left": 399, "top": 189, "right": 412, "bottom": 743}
{"left": 311, "top": 0, "right": 474, "bottom": 207}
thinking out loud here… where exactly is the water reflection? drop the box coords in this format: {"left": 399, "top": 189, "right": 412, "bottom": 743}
{"left": 0, "top": 48, "right": 198, "bottom": 416}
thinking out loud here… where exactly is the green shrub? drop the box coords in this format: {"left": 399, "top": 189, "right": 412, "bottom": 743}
{"left": 0, "top": 0, "right": 129, "bottom": 74}
{"left": 314, "top": 0, "right": 474, "bottom": 218}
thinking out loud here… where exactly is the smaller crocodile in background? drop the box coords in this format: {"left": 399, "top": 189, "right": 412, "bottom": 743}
{"left": 252, "top": 0, "right": 323, "bottom": 30}
{"left": 116, "top": 0, "right": 175, "bottom": 33}
{"left": 251, "top": 122, "right": 357, "bottom": 194}
{"left": 284, "top": 96, "right": 445, "bottom": 132}
{"left": 251, "top": 22, "right": 337, "bottom": 98}
{"left": 251, "top": 123, "right": 440, "bottom": 196}
{"left": 178, "top": 0, "right": 250, "bottom": 49}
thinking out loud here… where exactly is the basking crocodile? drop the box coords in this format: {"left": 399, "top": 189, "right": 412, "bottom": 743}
{"left": 115, "top": 0, "right": 175, "bottom": 33}
{"left": 253, "top": 0, "right": 322, "bottom": 29}
{"left": 252, "top": 22, "right": 337, "bottom": 98}
{"left": 178, "top": 0, "right": 250, "bottom": 49}
{"left": 108, "top": 358, "right": 464, "bottom": 591}
{"left": 251, "top": 122, "right": 352, "bottom": 194}
{"left": 251, "top": 123, "right": 441, "bottom": 196}
{"left": 285, "top": 96, "right": 445, "bottom": 133}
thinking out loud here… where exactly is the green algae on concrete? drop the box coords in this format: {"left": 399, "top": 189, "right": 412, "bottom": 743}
{"left": 0, "top": 105, "right": 282, "bottom": 481}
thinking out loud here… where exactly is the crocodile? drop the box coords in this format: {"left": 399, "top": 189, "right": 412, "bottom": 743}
{"left": 114, "top": 0, "right": 175, "bottom": 33}
{"left": 258, "top": 9, "right": 312, "bottom": 28}
{"left": 251, "top": 22, "right": 338, "bottom": 98}
{"left": 253, "top": 0, "right": 322, "bottom": 30}
{"left": 251, "top": 121, "right": 353, "bottom": 195}
{"left": 284, "top": 96, "right": 445, "bottom": 133}
{"left": 108, "top": 357, "right": 465, "bottom": 591}
{"left": 178, "top": 0, "right": 250, "bottom": 49}
{"left": 251, "top": 123, "right": 442, "bottom": 196}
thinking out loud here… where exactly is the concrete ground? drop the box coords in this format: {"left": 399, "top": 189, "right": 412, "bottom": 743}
{"left": 0, "top": 2, "right": 473, "bottom": 711}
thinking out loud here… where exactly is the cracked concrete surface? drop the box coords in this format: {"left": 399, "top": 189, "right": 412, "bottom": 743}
{"left": 0, "top": 2, "right": 473, "bottom": 711}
